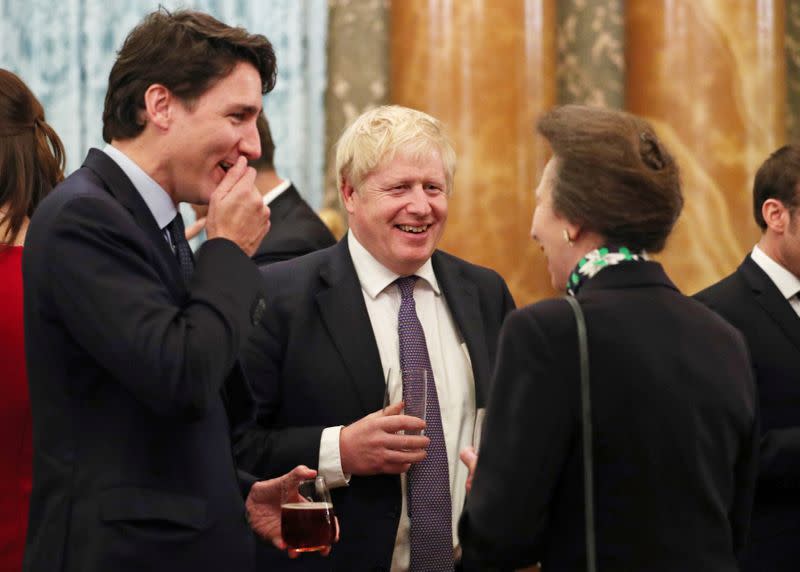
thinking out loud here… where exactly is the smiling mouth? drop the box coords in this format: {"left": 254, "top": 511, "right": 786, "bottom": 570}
{"left": 396, "top": 224, "right": 430, "bottom": 234}
{"left": 219, "top": 160, "right": 234, "bottom": 173}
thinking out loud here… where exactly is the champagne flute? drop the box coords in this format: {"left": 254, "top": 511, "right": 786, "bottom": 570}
{"left": 400, "top": 368, "right": 427, "bottom": 436}
{"left": 383, "top": 367, "right": 428, "bottom": 436}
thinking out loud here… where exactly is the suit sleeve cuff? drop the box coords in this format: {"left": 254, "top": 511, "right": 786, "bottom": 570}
{"left": 318, "top": 426, "right": 350, "bottom": 489}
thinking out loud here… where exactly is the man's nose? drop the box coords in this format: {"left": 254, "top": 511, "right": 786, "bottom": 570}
{"left": 240, "top": 121, "right": 261, "bottom": 161}
{"left": 406, "top": 185, "right": 433, "bottom": 215}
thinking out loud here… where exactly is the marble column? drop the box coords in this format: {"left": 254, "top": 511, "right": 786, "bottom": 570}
{"left": 391, "top": 0, "right": 557, "bottom": 306}
{"left": 557, "top": 0, "right": 624, "bottom": 108}
{"left": 626, "top": 0, "right": 786, "bottom": 294}
{"left": 324, "top": 0, "right": 390, "bottom": 217}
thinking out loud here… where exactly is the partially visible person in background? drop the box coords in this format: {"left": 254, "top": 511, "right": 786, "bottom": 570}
{"left": 695, "top": 145, "right": 800, "bottom": 572}
{"left": 458, "top": 105, "right": 758, "bottom": 571}
{"left": 317, "top": 205, "right": 346, "bottom": 241}
{"left": 248, "top": 113, "right": 336, "bottom": 266}
{"left": 0, "top": 68, "right": 65, "bottom": 572}
{"left": 186, "top": 112, "right": 336, "bottom": 266}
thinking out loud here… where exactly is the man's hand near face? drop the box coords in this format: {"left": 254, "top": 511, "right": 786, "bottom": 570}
{"left": 205, "top": 156, "right": 270, "bottom": 256}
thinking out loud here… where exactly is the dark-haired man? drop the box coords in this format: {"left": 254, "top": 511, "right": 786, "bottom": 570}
{"left": 23, "top": 9, "right": 314, "bottom": 572}
{"left": 249, "top": 113, "right": 336, "bottom": 267}
{"left": 696, "top": 144, "right": 800, "bottom": 571}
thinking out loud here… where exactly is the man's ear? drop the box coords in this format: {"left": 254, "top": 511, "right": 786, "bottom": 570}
{"left": 340, "top": 178, "right": 357, "bottom": 215}
{"left": 142, "top": 84, "right": 174, "bottom": 132}
{"left": 762, "top": 198, "right": 790, "bottom": 234}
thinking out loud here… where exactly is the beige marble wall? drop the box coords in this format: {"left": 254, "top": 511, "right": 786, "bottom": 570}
{"left": 324, "top": 0, "right": 390, "bottom": 213}
{"left": 788, "top": 0, "right": 800, "bottom": 140}
{"left": 558, "top": 0, "right": 624, "bottom": 107}
{"left": 391, "top": 0, "right": 557, "bottom": 306}
{"left": 626, "top": 0, "right": 786, "bottom": 294}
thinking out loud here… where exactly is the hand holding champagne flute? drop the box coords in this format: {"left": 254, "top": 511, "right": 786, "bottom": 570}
{"left": 339, "top": 369, "right": 429, "bottom": 476}
{"left": 383, "top": 367, "right": 428, "bottom": 436}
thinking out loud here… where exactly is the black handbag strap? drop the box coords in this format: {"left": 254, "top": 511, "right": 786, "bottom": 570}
{"left": 565, "top": 295, "right": 597, "bottom": 572}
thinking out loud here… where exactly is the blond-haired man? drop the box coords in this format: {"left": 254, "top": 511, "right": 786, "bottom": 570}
{"left": 235, "top": 105, "right": 514, "bottom": 571}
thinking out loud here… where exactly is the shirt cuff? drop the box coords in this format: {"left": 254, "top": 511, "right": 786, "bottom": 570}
{"left": 318, "top": 426, "right": 351, "bottom": 489}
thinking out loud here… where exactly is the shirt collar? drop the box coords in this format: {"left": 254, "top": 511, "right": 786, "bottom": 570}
{"left": 347, "top": 231, "right": 440, "bottom": 299}
{"left": 262, "top": 178, "right": 292, "bottom": 206}
{"left": 752, "top": 244, "right": 800, "bottom": 300}
{"left": 103, "top": 144, "right": 176, "bottom": 231}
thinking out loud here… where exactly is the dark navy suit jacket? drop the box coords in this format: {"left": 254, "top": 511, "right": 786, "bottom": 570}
{"left": 696, "top": 254, "right": 800, "bottom": 572}
{"left": 23, "top": 149, "right": 264, "bottom": 572}
{"left": 235, "top": 237, "right": 515, "bottom": 571}
{"left": 462, "top": 262, "right": 758, "bottom": 571}
{"left": 251, "top": 184, "right": 335, "bottom": 268}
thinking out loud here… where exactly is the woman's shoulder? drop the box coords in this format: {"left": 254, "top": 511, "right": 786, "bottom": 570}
{"left": 514, "top": 296, "right": 573, "bottom": 320}
{"left": 503, "top": 297, "right": 575, "bottom": 337}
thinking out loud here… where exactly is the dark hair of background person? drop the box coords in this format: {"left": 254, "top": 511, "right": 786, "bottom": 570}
{"left": 752, "top": 144, "right": 800, "bottom": 230}
{"left": 102, "top": 7, "right": 277, "bottom": 143}
{"left": 537, "top": 104, "right": 683, "bottom": 253}
{"left": 0, "top": 69, "right": 65, "bottom": 246}
{"left": 249, "top": 112, "right": 276, "bottom": 171}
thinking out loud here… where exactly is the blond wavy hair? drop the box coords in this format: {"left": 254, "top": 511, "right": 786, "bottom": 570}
{"left": 335, "top": 105, "right": 456, "bottom": 196}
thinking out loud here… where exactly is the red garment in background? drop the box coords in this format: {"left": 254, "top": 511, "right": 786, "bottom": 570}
{"left": 0, "top": 247, "right": 32, "bottom": 571}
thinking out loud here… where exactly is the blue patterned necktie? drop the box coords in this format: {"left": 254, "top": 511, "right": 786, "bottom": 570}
{"left": 395, "top": 276, "right": 454, "bottom": 572}
{"left": 167, "top": 213, "right": 194, "bottom": 283}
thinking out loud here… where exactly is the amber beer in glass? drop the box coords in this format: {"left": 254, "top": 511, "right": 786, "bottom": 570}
{"left": 281, "top": 476, "right": 336, "bottom": 552}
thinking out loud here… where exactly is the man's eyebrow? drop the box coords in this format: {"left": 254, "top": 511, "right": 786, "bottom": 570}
{"left": 229, "top": 104, "right": 261, "bottom": 116}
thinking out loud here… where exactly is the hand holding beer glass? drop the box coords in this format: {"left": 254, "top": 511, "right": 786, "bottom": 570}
{"left": 281, "top": 475, "right": 337, "bottom": 555}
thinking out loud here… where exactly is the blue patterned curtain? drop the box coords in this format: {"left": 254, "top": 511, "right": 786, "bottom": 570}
{"left": 0, "top": 0, "right": 328, "bottom": 208}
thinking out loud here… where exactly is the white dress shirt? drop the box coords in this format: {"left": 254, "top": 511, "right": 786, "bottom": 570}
{"left": 317, "top": 232, "right": 477, "bottom": 571}
{"left": 261, "top": 178, "right": 292, "bottom": 206}
{"left": 102, "top": 144, "right": 176, "bottom": 249}
{"left": 751, "top": 244, "right": 800, "bottom": 317}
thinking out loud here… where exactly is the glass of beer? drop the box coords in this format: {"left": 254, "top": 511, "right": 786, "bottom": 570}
{"left": 281, "top": 476, "right": 336, "bottom": 553}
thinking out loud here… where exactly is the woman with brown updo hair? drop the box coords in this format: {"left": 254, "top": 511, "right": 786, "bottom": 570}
{"left": 0, "top": 68, "right": 64, "bottom": 571}
{"left": 459, "top": 105, "right": 758, "bottom": 571}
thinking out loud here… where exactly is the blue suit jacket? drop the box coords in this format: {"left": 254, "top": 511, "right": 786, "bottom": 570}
{"left": 23, "top": 149, "right": 264, "bottom": 572}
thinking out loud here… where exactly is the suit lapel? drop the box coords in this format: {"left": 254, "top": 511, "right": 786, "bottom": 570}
{"left": 433, "top": 252, "right": 491, "bottom": 408}
{"left": 266, "top": 185, "right": 298, "bottom": 220}
{"left": 316, "top": 240, "right": 386, "bottom": 415}
{"left": 740, "top": 255, "right": 800, "bottom": 352}
{"left": 83, "top": 148, "right": 185, "bottom": 299}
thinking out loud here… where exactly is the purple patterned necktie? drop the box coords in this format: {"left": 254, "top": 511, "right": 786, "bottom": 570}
{"left": 395, "top": 276, "right": 454, "bottom": 572}
{"left": 167, "top": 213, "right": 194, "bottom": 283}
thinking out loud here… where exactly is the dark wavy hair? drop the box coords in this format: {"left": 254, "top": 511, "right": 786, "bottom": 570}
{"left": 752, "top": 145, "right": 800, "bottom": 231}
{"left": 102, "top": 8, "right": 277, "bottom": 143}
{"left": 537, "top": 105, "right": 683, "bottom": 253}
{"left": 0, "top": 69, "right": 65, "bottom": 246}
